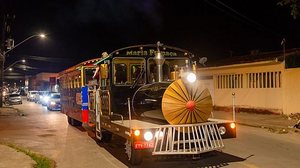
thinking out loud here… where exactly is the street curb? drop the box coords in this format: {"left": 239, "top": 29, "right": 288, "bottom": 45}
{"left": 0, "top": 141, "right": 56, "bottom": 168}
{"left": 1, "top": 106, "right": 26, "bottom": 116}
{"left": 236, "top": 122, "right": 300, "bottom": 134}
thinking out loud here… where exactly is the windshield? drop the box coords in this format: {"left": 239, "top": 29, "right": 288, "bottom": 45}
{"left": 9, "top": 94, "right": 20, "bottom": 97}
{"left": 113, "top": 58, "right": 145, "bottom": 86}
{"left": 51, "top": 94, "right": 60, "bottom": 99}
{"left": 148, "top": 58, "right": 189, "bottom": 82}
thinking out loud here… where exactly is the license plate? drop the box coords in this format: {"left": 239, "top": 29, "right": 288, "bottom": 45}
{"left": 134, "top": 141, "right": 154, "bottom": 149}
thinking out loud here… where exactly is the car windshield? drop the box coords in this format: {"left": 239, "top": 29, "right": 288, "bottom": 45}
{"left": 9, "top": 94, "right": 20, "bottom": 97}
{"left": 51, "top": 95, "right": 60, "bottom": 99}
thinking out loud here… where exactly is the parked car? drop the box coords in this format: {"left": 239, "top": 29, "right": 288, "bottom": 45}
{"left": 35, "top": 91, "right": 49, "bottom": 103}
{"left": 47, "top": 93, "right": 61, "bottom": 111}
{"left": 40, "top": 92, "right": 51, "bottom": 106}
{"left": 41, "top": 92, "right": 58, "bottom": 106}
{"left": 8, "top": 93, "right": 22, "bottom": 105}
{"left": 27, "top": 91, "right": 38, "bottom": 102}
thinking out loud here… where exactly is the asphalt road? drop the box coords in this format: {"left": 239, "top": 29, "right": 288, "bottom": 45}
{"left": 0, "top": 99, "right": 300, "bottom": 168}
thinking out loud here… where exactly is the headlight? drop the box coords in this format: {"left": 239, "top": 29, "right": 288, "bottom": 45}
{"left": 186, "top": 72, "right": 196, "bottom": 83}
{"left": 144, "top": 131, "right": 153, "bottom": 141}
{"left": 218, "top": 126, "right": 226, "bottom": 135}
{"left": 230, "top": 123, "right": 236, "bottom": 129}
{"left": 134, "top": 130, "right": 140, "bottom": 137}
{"left": 50, "top": 101, "right": 56, "bottom": 105}
{"left": 43, "top": 96, "right": 49, "bottom": 102}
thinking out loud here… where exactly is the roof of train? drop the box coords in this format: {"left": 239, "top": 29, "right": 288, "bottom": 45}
{"left": 59, "top": 43, "right": 195, "bottom": 76}
{"left": 58, "top": 57, "right": 101, "bottom": 76}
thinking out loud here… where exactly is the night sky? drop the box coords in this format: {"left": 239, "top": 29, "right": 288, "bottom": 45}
{"left": 1, "top": 0, "right": 300, "bottom": 74}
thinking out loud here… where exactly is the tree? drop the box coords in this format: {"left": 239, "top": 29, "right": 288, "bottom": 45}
{"left": 278, "top": 0, "right": 300, "bottom": 19}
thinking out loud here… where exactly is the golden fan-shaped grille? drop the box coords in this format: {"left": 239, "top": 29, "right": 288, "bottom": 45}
{"left": 162, "top": 79, "right": 212, "bottom": 125}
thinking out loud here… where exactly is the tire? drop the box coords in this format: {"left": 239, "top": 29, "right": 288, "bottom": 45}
{"left": 95, "top": 129, "right": 112, "bottom": 143}
{"left": 125, "top": 140, "right": 143, "bottom": 165}
{"left": 101, "top": 131, "right": 112, "bottom": 142}
{"left": 67, "top": 116, "right": 82, "bottom": 126}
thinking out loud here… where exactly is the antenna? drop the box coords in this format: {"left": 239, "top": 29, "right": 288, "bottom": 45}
{"left": 199, "top": 57, "right": 207, "bottom": 66}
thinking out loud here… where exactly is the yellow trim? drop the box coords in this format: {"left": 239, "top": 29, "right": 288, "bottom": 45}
{"left": 81, "top": 66, "right": 84, "bottom": 87}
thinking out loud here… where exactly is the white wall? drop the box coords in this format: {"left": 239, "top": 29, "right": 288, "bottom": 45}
{"left": 198, "top": 61, "right": 285, "bottom": 114}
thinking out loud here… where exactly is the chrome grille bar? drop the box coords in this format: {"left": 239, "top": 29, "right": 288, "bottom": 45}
{"left": 152, "top": 122, "right": 224, "bottom": 155}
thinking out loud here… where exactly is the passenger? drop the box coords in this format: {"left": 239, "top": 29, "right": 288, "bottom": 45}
{"left": 115, "top": 65, "right": 127, "bottom": 84}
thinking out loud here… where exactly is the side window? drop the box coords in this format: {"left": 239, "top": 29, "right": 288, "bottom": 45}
{"left": 71, "top": 77, "right": 74, "bottom": 88}
{"left": 73, "top": 77, "right": 76, "bottom": 88}
{"left": 68, "top": 78, "right": 72, "bottom": 89}
{"left": 130, "top": 64, "right": 144, "bottom": 84}
{"left": 77, "top": 76, "right": 81, "bottom": 88}
{"left": 114, "top": 64, "right": 127, "bottom": 84}
{"left": 148, "top": 58, "right": 188, "bottom": 82}
{"left": 84, "top": 68, "right": 95, "bottom": 85}
{"left": 113, "top": 58, "right": 145, "bottom": 85}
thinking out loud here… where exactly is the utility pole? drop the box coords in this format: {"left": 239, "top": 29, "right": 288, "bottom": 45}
{"left": 0, "top": 14, "right": 6, "bottom": 107}
{"left": 0, "top": 13, "right": 14, "bottom": 107}
{"left": 281, "top": 38, "right": 286, "bottom": 69}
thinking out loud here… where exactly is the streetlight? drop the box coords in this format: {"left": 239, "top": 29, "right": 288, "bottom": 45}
{"left": 4, "top": 59, "right": 26, "bottom": 72}
{"left": 4, "top": 33, "right": 46, "bottom": 55}
{"left": 0, "top": 33, "right": 46, "bottom": 107}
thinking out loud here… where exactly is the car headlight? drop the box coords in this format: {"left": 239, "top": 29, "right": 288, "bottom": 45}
{"left": 186, "top": 72, "right": 196, "bottom": 83}
{"left": 218, "top": 126, "right": 226, "bottom": 135}
{"left": 43, "top": 96, "right": 49, "bottom": 102}
{"left": 50, "top": 101, "right": 56, "bottom": 105}
{"left": 144, "top": 131, "right": 153, "bottom": 141}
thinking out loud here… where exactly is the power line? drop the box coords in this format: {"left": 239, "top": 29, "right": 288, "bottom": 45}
{"left": 204, "top": 0, "right": 280, "bottom": 36}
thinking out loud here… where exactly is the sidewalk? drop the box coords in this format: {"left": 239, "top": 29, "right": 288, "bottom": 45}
{"left": 0, "top": 107, "right": 299, "bottom": 168}
{"left": 0, "top": 106, "right": 21, "bottom": 116}
{"left": 212, "top": 110, "right": 300, "bottom": 133}
{"left": 0, "top": 107, "right": 35, "bottom": 168}
{"left": 0, "top": 144, "right": 35, "bottom": 168}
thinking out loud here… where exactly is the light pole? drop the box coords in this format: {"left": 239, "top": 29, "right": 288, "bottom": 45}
{"left": 4, "top": 59, "right": 25, "bottom": 72}
{"left": 4, "top": 34, "right": 46, "bottom": 55}
{"left": 0, "top": 33, "right": 46, "bottom": 107}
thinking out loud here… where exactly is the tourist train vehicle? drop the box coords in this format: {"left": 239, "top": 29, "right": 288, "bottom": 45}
{"left": 59, "top": 42, "right": 236, "bottom": 165}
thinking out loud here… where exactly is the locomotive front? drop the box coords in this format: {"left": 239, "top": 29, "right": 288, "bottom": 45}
{"left": 132, "top": 43, "right": 213, "bottom": 125}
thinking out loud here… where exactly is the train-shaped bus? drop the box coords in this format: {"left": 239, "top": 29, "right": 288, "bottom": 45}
{"left": 59, "top": 42, "right": 236, "bottom": 165}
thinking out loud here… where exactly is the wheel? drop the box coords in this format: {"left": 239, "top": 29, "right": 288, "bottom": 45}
{"left": 95, "top": 129, "right": 112, "bottom": 142}
{"left": 101, "top": 131, "right": 112, "bottom": 142}
{"left": 67, "top": 116, "right": 82, "bottom": 126}
{"left": 125, "top": 140, "right": 143, "bottom": 165}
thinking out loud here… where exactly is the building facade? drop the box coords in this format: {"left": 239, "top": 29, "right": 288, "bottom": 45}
{"left": 198, "top": 48, "right": 300, "bottom": 115}
{"left": 28, "top": 72, "right": 58, "bottom": 92}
